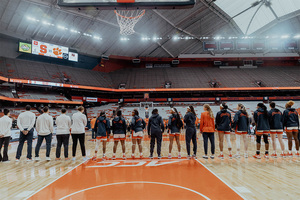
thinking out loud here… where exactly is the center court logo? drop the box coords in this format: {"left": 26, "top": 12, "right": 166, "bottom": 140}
{"left": 86, "top": 160, "right": 184, "bottom": 168}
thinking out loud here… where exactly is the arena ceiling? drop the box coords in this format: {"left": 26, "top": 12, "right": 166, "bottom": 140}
{"left": 0, "top": 0, "right": 300, "bottom": 58}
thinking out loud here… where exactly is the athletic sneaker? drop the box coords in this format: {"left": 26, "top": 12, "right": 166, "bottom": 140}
{"left": 264, "top": 154, "right": 269, "bottom": 159}
{"left": 27, "top": 158, "right": 32, "bottom": 162}
{"left": 229, "top": 154, "right": 233, "bottom": 159}
{"left": 35, "top": 157, "right": 41, "bottom": 161}
{"left": 168, "top": 154, "right": 172, "bottom": 159}
{"left": 131, "top": 155, "right": 135, "bottom": 159}
{"left": 149, "top": 155, "right": 153, "bottom": 159}
{"left": 295, "top": 152, "right": 300, "bottom": 157}
{"left": 202, "top": 155, "right": 208, "bottom": 159}
{"left": 112, "top": 155, "right": 116, "bottom": 160}
{"left": 218, "top": 154, "right": 224, "bottom": 159}
{"left": 192, "top": 154, "right": 197, "bottom": 159}
{"left": 287, "top": 153, "right": 293, "bottom": 158}
{"left": 158, "top": 156, "right": 162, "bottom": 159}
{"left": 244, "top": 154, "right": 248, "bottom": 158}
{"left": 271, "top": 153, "right": 277, "bottom": 158}
{"left": 178, "top": 154, "right": 181, "bottom": 159}
{"left": 83, "top": 157, "right": 90, "bottom": 161}
{"left": 140, "top": 155, "right": 143, "bottom": 159}
{"left": 15, "top": 159, "right": 20, "bottom": 162}
{"left": 55, "top": 158, "right": 61, "bottom": 161}
{"left": 72, "top": 157, "right": 76, "bottom": 161}
{"left": 253, "top": 154, "right": 261, "bottom": 159}
{"left": 46, "top": 157, "right": 51, "bottom": 161}
{"left": 210, "top": 155, "right": 215, "bottom": 159}
{"left": 102, "top": 156, "right": 107, "bottom": 161}
{"left": 65, "top": 158, "right": 70, "bottom": 161}
{"left": 187, "top": 155, "right": 192, "bottom": 160}
{"left": 122, "top": 155, "right": 126, "bottom": 160}
{"left": 2, "top": 160, "right": 10, "bottom": 163}
{"left": 279, "top": 153, "right": 286, "bottom": 158}
{"left": 91, "top": 156, "right": 97, "bottom": 161}
{"left": 233, "top": 154, "right": 241, "bottom": 159}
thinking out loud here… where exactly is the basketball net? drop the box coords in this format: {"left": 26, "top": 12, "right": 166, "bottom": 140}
{"left": 114, "top": 10, "right": 145, "bottom": 35}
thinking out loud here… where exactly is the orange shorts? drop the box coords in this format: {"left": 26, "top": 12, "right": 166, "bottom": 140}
{"left": 235, "top": 131, "right": 247, "bottom": 135}
{"left": 218, "top": 131, "right": 231, "bottom": 135}
{"left": 114, "top": 134, "right": 126, "bottom": 141}
{"left": 96, "top": 136, "right": 107, "bottom": 141}
{"left": 169, "top": 132, "right": 180, "bottom": 136}
{"left": 285, "top": 128, "right": 298, "bottom": 133}
{"left": 270, "top": 130, "right": 283, "bottom": 134}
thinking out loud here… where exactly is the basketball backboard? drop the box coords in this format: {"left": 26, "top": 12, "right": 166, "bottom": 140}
{"left": 58, "top": 0, "right": 195, "bottom": 10}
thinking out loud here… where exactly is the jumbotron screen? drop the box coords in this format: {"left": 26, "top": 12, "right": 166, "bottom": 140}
{"left": 32, "top": 40, "right": 69, "bottom": 60}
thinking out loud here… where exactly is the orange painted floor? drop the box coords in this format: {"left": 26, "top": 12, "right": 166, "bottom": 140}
{"left": 28, "top": 158, "right": 243, "bottom": 200}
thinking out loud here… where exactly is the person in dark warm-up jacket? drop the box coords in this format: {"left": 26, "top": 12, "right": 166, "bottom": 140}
{"left": 147, "top": 109, "right": 164, "bottom": 159}
{"left": 111, "top": 110, "right": 127, "bottom": 160}
{"left": 215, "top": 103, "right": 232, "bottom": 159}
{"left": 253, "top": 103, "right": 270, "bottom": 159}
{"left": 268, "top": 102, "right": 285, "bottom": 158}
{"left": 282, "top": 100, "right": 299, "bottom": 157}
{"left": 130, "top": 109, "right": 146, "bottom": 159}
{"left": 184, "top": 106, "right": 197, "bottom": 159}
{"left": 92, "top": 111, "right": 110, "bottom": 161}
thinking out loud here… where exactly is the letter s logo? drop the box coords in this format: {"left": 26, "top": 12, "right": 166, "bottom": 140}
{"left": 40, "top": 45, "right": 47, "bottom": 54}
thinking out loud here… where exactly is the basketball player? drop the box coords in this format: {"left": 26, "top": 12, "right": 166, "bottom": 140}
{"left": 253, "top": 103, "right": 270, "bottom": 159}
{"left": 167, "top": 108, "right": 182, "bottom": 159}
{"left": 200, "top": 104, "right": 215, "bottom": 159}
{"left": 16, "top": 105, "right": 36, "bottom": 161}
{"left": 232, "top": 103, "right": 249, "bottom": 158}
{"left": 268, "top": 102, "right": 285, "bottom": 158}
{"left": 184, "top": 106, "right": 197, "bottom": 159}
{"left": 112, "top": 110, "right": 127, "bottom": 160}
{"left": 131, "top": 109, "right": 146, "bottom": 159}
{"left": 35, "top": 107, "right": 53, "bottom": 161}
{"left": 282, "top": 100, "right": 299, "bottom": 157}
{"left": 215, "top": 103, "right": 232, "bottom": 159}
{"left": 92, "top": 111, "right": 110, "bottom": 161}
{"left": 0, "top": 109, "right": 12, "bottom": 162}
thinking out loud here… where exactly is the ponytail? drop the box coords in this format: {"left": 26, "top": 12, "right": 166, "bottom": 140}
{"left": 189, "top": 105, "right": 197, "bottom": 116}
{"left": 238, "top": 103, "right": 249, "bottom": 118}
{"left": 257, "top": 103, "right": 268, "bottom": 116}
{"left": 204, "top": 104, "right": 214, "bottom": 119}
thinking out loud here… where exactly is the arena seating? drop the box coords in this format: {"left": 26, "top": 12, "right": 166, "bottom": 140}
{"left": 17, "top": 91, "right": 69, "bottom": 101}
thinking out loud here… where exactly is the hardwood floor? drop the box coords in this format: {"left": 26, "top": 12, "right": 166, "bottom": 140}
{"left": 0, "top": 131, "right": 299, "bottom": 200}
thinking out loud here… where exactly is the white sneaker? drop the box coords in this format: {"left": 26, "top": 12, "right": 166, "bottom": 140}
{"left": 15, "top": 159, "right": 20, "bottom": 162}
{"left": 35, "top": 157, "right": 41, "bottom": 161}
{"left": 233, "top": 154, "right": 241, "bottom": 159}
{"left": 83, "top": 157, "right": 90, "bottom": 161}
{"left": 46, "top": 157, "right": 51, "bottom": 161}
{"left": 72, "top": 157, "right": 76, "bottom": 161}
{"left": 2, "top": 160, "right": 10, "bottom": 163}
{"left": 27, "top": 158, "right": 33, "bottom": 162}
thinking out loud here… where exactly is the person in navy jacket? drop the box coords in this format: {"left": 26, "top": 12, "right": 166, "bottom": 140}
{"left": 282, "top": 100, "right": 299, "bottom": 157}
{"left": 232, "top": 103, "right": 249, "bottom": 158}
{"left": 167, "top": 107, "right": 183, "bottom": 159}
{"left": 253, "top": 103, "right": 270, "bottom": 159}
{"left": 130, "top": 109, "right": 146, "bottom": 159}
{"left": 92, "top": 111, "right": 110, "bottom": 161}
{"left": 111, "top": 110, "right": 127, "bottom": 160}
{"left": 215, "top": 103, "right": 232, "bottom": 159}
{"left": 184, "top": 106, "right": 197, "bottom": 159}
{"left": 268, "top": 102, "right": 285, "bottom": 158}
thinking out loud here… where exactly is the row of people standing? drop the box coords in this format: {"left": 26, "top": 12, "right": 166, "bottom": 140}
{"left": 0, "top": 105, "right": 89, "bottom": 162}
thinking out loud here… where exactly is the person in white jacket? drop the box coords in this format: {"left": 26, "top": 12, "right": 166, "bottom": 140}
{"left": 71, "top": 106, "right": 88, "bottom": 161}
{"left": 55, "top": 108, "right": 71, "bottom": 161}
{"left": 0, "top": 109, "right": 12, "bottom": 162}
{"left": 35, "top": 107, "right": 53, "bottom": 161}
{"left": 16, "top": 105, "right": 36, "bottom": 161}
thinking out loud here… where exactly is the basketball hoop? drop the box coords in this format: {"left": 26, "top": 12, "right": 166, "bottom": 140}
{"left": 114, "top": 10, "right": 145, "bottom": 35}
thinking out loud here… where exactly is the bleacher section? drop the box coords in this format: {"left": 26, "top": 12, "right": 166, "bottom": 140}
{"left": 0, "top": 57, "right": 113, "bottom": 88}
{"left": 1, "top": 57, "right": 299, "bottom": 89}
{"left": 17, "top": 91, "right": 69, "bottom": 101}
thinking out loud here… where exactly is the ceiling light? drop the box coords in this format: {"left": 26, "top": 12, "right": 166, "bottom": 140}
{"left": 281, "top": 35, "right": 289, "bottom": 39}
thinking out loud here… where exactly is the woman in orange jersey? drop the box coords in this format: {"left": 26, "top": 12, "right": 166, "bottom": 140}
{"left": 200, "top": 104, "right": 215, "bottom": 159}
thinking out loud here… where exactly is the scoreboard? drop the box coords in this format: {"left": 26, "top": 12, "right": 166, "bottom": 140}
{"left": 32, "top": 40, "right": 69, "bottom": 59}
